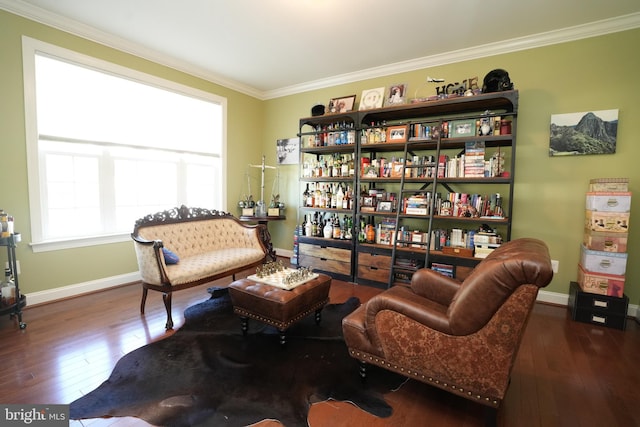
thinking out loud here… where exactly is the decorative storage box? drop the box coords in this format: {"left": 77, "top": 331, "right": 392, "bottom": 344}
{"left": 589, "top": 177, "right": 629, "bottom": 192}
{"left": 579, "top": 244, "right": 628, "bottom": 276}
{"left": 585, "top": 210, "right": 630, "bottom": 232}
{"left": 583, "top": 229, "right": 628, "bottom": 253}
{"left": 585, "top": 192, "right": 632, "bottom": 212}
{"left": 577, "top": 263, "right": 625, "bottom": 297}
{"left": 569, "top": 281, "right": 628, "bottom": 330}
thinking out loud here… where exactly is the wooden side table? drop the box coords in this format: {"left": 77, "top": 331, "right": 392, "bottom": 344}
{"left": 239, "top": 215, "right": 286, "bottom": 260}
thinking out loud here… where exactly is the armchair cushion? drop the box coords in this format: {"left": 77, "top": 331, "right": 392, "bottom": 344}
{"left": 410, "top": 268, "right": 461, "bottom": 306}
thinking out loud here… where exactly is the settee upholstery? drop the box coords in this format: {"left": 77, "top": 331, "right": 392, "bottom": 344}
{"left": 131, "top": 205, "right": 269, "bottom": 329}
{"left": 342, "top": 238, "right": 553, "bottom": 422}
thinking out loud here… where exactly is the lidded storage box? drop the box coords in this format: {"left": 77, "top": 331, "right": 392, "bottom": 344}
{"left": 583, "top": 229, "right": 628, "bottom": 253}
{"left": 585, "top": 210, "right": 630, "bottom": 232}
{"left": 589, "top": 177, "right": 629, "bottom": 192}
{"left": 579, "top": 244, "right": 628, "bottom": 276}
{"left": 585, "top": 192, "right": 631, "bottom": 212}
{"left": 577, "top": 264, "right": 625, "bottom": 297}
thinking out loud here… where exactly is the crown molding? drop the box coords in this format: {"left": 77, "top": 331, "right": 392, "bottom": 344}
{"left": 264, "top": 12, "right": 640, "bottom": 99}
{"left": 2, "top": 1, "right": 639, "bottom": 101}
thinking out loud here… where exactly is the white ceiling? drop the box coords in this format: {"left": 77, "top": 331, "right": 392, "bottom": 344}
{"left": 4, "top": 0, "right": 640, "bottom": 99}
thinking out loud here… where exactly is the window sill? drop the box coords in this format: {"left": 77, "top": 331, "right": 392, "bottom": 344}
{"left": 29, "top": 233, "right": 131, "bottom": 253}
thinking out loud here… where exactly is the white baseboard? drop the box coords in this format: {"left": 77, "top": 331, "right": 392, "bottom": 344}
{"left": 25, "top": 272, "right": 141, "bottom": 307}
{"left": 23, "top": 251, "right": 640, "bottom": 321}
{"left": 537, "top": 289, "right": 638, "bottom": 318}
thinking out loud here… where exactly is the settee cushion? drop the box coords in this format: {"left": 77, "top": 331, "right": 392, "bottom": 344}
{"left": 165, "top": 248, "right": 266, "bottom": 286}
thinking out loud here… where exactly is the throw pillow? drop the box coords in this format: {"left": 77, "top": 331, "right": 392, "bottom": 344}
{"left": 162, "top": 247, "right": 180, "bottom": 264}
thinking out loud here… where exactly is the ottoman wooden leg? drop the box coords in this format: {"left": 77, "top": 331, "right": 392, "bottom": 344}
{"left": 240, "top": 317, "right": 249, "bottom": 336}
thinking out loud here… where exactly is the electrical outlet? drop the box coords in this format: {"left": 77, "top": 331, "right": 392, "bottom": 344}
{"left": 551, "top": 259, "right": 559, "bottom": 273}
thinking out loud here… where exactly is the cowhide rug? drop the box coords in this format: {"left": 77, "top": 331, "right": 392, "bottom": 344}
{"left": 69, "top": 291, "right": 406, "bottom": 426}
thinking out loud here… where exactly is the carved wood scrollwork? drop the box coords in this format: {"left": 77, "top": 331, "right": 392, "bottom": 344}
{"left": 257, "top": 223, "right": 276, "bottom": 261}
{"left": 133, "top": 205, "right": 232, "bottom": 234}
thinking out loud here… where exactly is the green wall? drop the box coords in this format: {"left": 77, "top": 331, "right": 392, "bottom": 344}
{"left": 0, "top": 10, "right": 265, "bottom": 295}
{"left": 2, "top": 8, "right": 639, "bottom": 307}
{"left": 264, "top": 28, "right": 640, "bottom": 304}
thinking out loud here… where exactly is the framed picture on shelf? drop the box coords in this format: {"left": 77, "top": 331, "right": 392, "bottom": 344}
{"left": 377, "top": 200, "right": 394, "bottom": 212}
{"left": 450, "top": 119, "right": 477, "bottom": 138}
{"left": 328, "top": 95, "right": 356, "bottom": 113}
{"left": 386, "top": 125, "right": 407, "bottom": 142}
{"left": 359, "top": 87, "right": 385, "bottom": 110}
{"left": 385, "top": 83, "right": 407, "bottom": 106}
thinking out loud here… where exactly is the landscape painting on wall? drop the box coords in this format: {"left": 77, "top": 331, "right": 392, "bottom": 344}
{"left": 549, "top": 109, "right": 618, "bottom": 156}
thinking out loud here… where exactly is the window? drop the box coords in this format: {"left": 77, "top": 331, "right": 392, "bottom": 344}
{"left": 22, "top": 37, "right": 227, "bottom": 252}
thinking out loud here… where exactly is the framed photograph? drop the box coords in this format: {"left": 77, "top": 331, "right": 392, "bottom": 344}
{"left": 359, "top": 87, "right": 385, "bottom": 110}
{"left": 386, "top": 125, "right": 407, "bottom": 142}
{"left": 549, "top": 109, "right": 618, "bottom": 156}
{"left": 276, "top": 137, "right": 299, "bottom": 164}
{"left": 385, "top": 83, "right": 407, "bottom": 106}
{"left": 377, "top": 200, "right": 393, "bottom": 212}
{"left": 450, "top": 119, "right": 477, "bottom": 138}
{"left": 328, "top": 95, "right": 356, "bottom": 113}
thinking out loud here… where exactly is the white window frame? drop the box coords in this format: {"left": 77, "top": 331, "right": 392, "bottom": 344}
{"left": 22, "top": 36, "right": 227, "bottom": 252}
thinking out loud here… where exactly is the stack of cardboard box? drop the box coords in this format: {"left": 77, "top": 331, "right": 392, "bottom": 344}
{"left": 569, "top": 178, "right": 630, "bottom": 330}
{"left": 579, "top": 178, "right": 631, "bottom": 297}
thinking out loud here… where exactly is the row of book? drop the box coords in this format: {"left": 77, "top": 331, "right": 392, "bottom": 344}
{"left": 402, "top": 192, "right": 505, "bottom": 218}
{"left": 437, "top": 142, "right": 506, "bottom": 178}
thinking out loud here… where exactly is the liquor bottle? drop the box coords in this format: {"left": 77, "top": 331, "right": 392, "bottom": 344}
{"left": 347, "top": 123, "right": 355, "bottom": 145}
{"left": 302, "top": 184, "right": 310, "bottom": 207}
{"left": 341, "top": 155, "right": 349, "bottom": 177}
{"left": 301, "top": 215, "right": 307, "bottom": 236}
{"left": 358, "top": 218, "right": 366, "bottom": 242}
{"left": 304, "top": 215, "right": 312, "bottom": 237}
{"left": 323, "top": 217, "right": 333, "bottom": 238}
{"left": 365, "top": 220, "right": 376, "bottom": 243}
{"left": 342, "top": 185, "right": 350, "bottom": 210}
{"left": 312, "top": 213, "right": 318, "bottom": 237}
{"left": 332, "top": 215, "right": 341, "bottom": 239}
{"left": 315, "top": 184, "right": 322, "bottom": 208}
{"left": 330, "top": 184, "right": 337, "bottom": 209}
{"left": 336, "top": 184, "right": 344, "bottom": 210}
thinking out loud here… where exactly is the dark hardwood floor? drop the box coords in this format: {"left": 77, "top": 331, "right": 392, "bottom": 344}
{"left": 1, "top": 264, "right": 638, "bottom": 427}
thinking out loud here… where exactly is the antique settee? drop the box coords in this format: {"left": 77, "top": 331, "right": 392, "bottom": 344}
{"left": 131, "top": 205, "right": 270, "bottom": 329}
{"left": 342, "top": 238, "right": 553, "bottom": 423}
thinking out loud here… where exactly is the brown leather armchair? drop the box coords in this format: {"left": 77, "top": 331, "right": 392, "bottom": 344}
{"left": 342, "top": 238, "right": 553, "bottom": 420}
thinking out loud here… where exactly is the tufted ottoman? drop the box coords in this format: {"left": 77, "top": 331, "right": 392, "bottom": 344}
{"left": 228, "top": 273, "right": 331, "bottom": 344}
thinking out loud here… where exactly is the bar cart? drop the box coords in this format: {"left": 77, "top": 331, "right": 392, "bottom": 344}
{"left": 0, "top": 234, "right": 26, "bottom": 329}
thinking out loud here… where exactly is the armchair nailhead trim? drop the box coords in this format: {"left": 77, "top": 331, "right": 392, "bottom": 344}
{"left": 348, "top": 349, "right": 500, "bottom": 408}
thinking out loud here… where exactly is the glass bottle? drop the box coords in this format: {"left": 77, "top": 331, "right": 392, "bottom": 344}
{"left": 304, "top": 215, "right": 312, "bottom": 237}
{"left": 302, "top": 184, "right": 310, "bottom": 207}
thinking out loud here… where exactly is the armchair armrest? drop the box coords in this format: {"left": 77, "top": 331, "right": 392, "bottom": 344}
{"left": 410, "top": 268, "right": 461, "bottom": 306}
{"left": 365, "top": 286, "right": 454, "bottom": 336}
